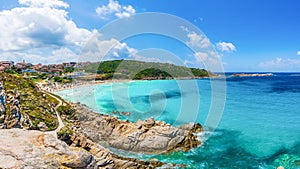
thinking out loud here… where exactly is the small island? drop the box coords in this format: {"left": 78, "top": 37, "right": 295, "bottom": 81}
{"left": 232, "top": 73, "right": 273, "bottom": 77}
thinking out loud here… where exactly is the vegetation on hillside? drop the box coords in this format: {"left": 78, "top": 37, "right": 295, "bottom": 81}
{"left": 1, "top": 73, "right": 59, "bottom": 130}
{"left": 133, "top": 68, "right": 172, "bottom": 80}
{"left": 57, "top": 104, "right": 77, "bottom": 123}
{"left": 81, "top": 60, "right": 213, "bottom": 80}
{"left": 4, "top": 68, "right": 73, "bottom": 84}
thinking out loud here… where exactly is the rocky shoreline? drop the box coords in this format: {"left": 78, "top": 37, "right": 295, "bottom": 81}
{"left": 0, "top": 102, "right": 203, "bottom": 168}
{"left": 69, "top": 103, "right": 203, "bottom": 154}
{"left": 0, "top": 75, "right": 204, "bottom": 168}
{"left": 0, "top": 128, "right": 168, "bottom": 168}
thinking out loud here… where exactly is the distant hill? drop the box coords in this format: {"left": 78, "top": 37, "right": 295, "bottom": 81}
{"left": 80, "top": 60, "right": 213, "bottom": 80}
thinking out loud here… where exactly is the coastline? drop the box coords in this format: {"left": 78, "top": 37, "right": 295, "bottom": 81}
{"left": 69, "top": 102, "right": 203, "bottom": 154}
{"left": 0, "top": 74, "right": 204, "bottom": 168}
{"left": 37, "top": 79, "right": 138, "bottom": 92}
{"left": 37, "top": 74, "right": 222, "bottom": 93}
{"left": 40, "top": 78, "right": 205, "bottom": 167}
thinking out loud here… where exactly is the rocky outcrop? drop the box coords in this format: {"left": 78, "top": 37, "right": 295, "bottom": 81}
{"left": 59, "top": 129, "right": 166, "bottom": 168}
{"left": 0, "top": 82, "right": 5, "bottom": 124}
{"left": 0, "top": 129, "right": 97, "bottom": 168}
{"left": 0, "top": 128, "right": 166, "bottom": 169}
{"left": 73, "top": 103, "right": 203, "bottom": 154}
{"left": 1, "top": 90, "right": 33, "bottom": 129}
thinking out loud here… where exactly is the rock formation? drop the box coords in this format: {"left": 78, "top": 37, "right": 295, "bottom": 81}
{"left": 59, "top": 129, "right": 166, "bottom": 168}
{"left": 1, "top": 90, "right": 33, "bottom": 129}
{"left": 0, "top": 128, "right": 167, "bottom": 168}
{"left": 0, "top": 129, "right": 98, "bottom": 168}
{"left": 72, "top": 103, "right": 203, "bottom": 154}
{"left": 0, "top": 82, "right": 6, "bottom": 124}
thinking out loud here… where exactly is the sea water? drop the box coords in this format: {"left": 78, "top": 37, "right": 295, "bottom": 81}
{"left": 55, "top": 73, "right": 300, "bottom": 169}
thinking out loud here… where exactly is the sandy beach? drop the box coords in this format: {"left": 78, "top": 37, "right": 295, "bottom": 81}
{"left": 37, "top": 79, "right": 137, "bottom": 92}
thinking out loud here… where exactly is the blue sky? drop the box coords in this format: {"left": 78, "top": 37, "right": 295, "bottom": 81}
{"left": 0, "top": 0, "right": 299, "bottom": 72}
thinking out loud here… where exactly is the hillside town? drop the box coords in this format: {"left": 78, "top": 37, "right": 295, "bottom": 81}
{"left": 0, "top": 60, "right": 96, "bottom": 92}
{"left": 0, "top": 60, "right": 91, "bottom": 74}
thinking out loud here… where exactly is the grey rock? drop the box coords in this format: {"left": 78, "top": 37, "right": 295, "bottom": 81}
{"left": 38, "top": 122, "right": 49, "bottom": 131}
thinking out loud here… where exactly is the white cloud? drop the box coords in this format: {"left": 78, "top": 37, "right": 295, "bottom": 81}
{"left": 96, "top": 0, "right": 135, "bottom": 19}
{"left": 0, "top": 47, "right": 78, "bottom": 64}
{"left": 180, "top": 26, "right": 224, "bottom": 70}
{"left": 81, "top": 33, "right": 164, "bottom": 63}
{"left": 194, "top": 52, "right": 208, "bottom": 62}
{"left": 18, "top": 0, "right": 69, "bottom": 8}
{"left": 0, "top": 0, "right": 140, "bottom": 64}
{"left": 0, "top": 0, "right": 92, "bottom": 52}
{"left": 259, "top": 57, "right": 300, "bottom": 70}
{"left": 297, "top": 51, "right": 300, "bottom": 55}
{"left": 80, "top": 33, "right": 138, "bottom": 62}
{"left": 186, "top": 32, "right": 211, "bottom": 49}
{"left": 0, "top": 0, "right": 103, "bottom": 64}
{"left": 115, "top": 5, "right": 136, "bottom": 18}
{"left": 181, "top": 26, "right": 211, "bottom": 49}
{"left": 216, "top": 42, "right": 236, "bottom": 52}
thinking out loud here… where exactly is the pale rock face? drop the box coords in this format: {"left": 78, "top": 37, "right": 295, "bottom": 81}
{"left": 0, "top": 129, "right": 97, "bottom": 168}
{"left": 0, "top": 128, "right": 164, "bottom": 168}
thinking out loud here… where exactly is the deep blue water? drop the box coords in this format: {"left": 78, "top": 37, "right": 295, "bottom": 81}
{"left": 55, "top": 73, "right": 300, "bottom": 169}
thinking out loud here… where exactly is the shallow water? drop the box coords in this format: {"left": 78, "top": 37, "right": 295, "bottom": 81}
{"left": 55, "top": 73, "right": 300, "bottom": 169}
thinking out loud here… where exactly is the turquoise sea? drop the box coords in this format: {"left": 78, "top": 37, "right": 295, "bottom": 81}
{"left": 55, "top": 73, "right": 300, "bottom": 169}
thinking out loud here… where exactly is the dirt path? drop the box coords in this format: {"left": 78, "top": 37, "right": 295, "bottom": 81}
{"left": 46, "top": 93, "right": 64, "bottom": 137}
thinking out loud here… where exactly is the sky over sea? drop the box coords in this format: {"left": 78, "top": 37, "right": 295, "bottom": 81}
{"left": 0, "top": 0, "right": 300, "bottom": 72}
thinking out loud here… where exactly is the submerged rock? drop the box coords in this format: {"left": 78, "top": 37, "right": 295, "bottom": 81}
{"left": 121, "top": 111, "right": 131, "bottom": 116}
